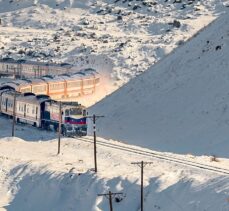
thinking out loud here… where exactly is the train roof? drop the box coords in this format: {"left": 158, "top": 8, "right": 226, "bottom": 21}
{"left": 0, "top": 58, "right": 73, "bottom": 69}
{"left": 46, "top": 100, "right": 85, "bottom": 109}
{"left": 2, "top": 90, "right": 50, "bottom": 104}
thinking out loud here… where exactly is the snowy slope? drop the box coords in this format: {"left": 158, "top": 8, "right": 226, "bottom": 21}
{"left": 0, "top": 123, "right": 229, "bottom": 211}
{"left": 90, "top": 12, "right": 229, "bottom": 158}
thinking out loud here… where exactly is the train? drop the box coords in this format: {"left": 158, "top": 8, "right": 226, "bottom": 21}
{"left": 0, "top": 58, "right": 75, "bottom": 78}
{"left": 0, "top": 68, "right": 100, "bottom": 101}
{"left": 0, "top": 89, "right": 87, "bottom": 136}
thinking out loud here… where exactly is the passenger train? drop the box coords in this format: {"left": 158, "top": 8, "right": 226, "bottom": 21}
{"left": 0, "top": 68, "right": 100, "bottom": 100}
{"left": 0, "top": 89, "right": 87, "bottom": 136}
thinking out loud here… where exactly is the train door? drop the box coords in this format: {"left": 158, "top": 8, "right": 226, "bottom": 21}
{"left": 5, "top": 98, "right": 8, "bottom": 112}
{"left": 24, "top": 104, "right": 26, "bottom": 117}
{"left": 36, "top": 106, "right": 38, "bottom": 120}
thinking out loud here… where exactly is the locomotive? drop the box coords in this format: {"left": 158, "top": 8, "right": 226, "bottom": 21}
{"left": 0, "top": 89, "right": 87, "bottom": 136}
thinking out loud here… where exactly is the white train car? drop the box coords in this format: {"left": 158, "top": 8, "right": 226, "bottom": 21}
{"left": 0, "top": 90, "right": 49, "bottom": 127}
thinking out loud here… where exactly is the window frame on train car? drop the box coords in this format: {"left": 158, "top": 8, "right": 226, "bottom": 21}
{"left": 65, "top": 109, "right": 70, "bottom": 116}
{"left": 69, "top": 108, "right": 83, "bottom": 115}
{"left": 67, "top": 81, "right": 82, "bottom": 88}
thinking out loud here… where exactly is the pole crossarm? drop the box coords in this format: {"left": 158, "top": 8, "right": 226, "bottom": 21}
{"left": 131, "top": 161, "right": 153, "bottom": 168}
{"left": 98, "top": 191, "right": 123, "bottom": 211}
{"left": 98, "top": 192, "right": 123, "bottom": 198}
{"left": 86, "top": 115, "right": 105, "bottom": 121}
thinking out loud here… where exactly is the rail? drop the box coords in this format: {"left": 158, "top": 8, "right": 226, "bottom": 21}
{"left": 76, "top": 136, "right": 229, "bottom": 175}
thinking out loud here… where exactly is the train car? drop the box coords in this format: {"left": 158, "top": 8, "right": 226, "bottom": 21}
{"left": 0, "top": 90, "right": 48, "bottom": 127}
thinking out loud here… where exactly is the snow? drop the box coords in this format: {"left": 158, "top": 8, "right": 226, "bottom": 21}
{"left": 0, "top": 116, "right": 229, "bottom": 211}
{"left": 90, "top": 12, "right": 229, "bottom": 158}
{"left": 0, "top": 0, "right": 229, "bottom": 210}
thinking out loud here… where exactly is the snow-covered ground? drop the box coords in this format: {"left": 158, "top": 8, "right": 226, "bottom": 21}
{"left": 0, "top": 116, "right": 229, "bottom": 211}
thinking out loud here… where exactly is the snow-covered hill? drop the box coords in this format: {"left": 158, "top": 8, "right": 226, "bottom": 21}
{"left": 90, "top": 11, "right": 229, "bottom": 158}
{"left": 0, "top": 0, "right": 228, "bottom": 90}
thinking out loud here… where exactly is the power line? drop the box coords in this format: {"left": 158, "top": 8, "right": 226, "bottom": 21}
{"left": 57, "top": 101, "right": 62, "bottom": 155}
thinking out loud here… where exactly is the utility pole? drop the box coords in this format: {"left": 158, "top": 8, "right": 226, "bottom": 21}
{"left": 87, "top": 114, "right": 104, "bottom": 173}
{"left": 12, "top": 92, "right": 17, "bottom": 137}
{"left": 98, "top": 191, "right": 123, "bottom": 211}
{"left": 131, "top": 161, "right": 153, "bottom": 211}
{"left": 57, "top": 101, "right": 62, "bottom": 155}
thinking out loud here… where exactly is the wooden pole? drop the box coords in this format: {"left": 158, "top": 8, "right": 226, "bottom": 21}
{"left": 93, "top": 114, "right": 97, "bottom": 172}
{"left": 109, "top": 191, "right": 113, "bottom": 211}
{"left": 86, "top": 114, "right": 104, "bottom": 173}
{"left": 58, "top": 101, "right": 62, "bottom": 154}
{"left": 141, "top": 161, "right": 143, "bottom": 211}
{"left": 12, "top": 92, "right": 16, "bottom": 137}
{"left": 131, "top": 161, "right": 153, "bottom": 211}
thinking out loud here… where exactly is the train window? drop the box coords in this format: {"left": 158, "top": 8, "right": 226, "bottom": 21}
{"left": 69, "top": 108, "right": 82, "bottom": 115}
{"left": 84, "top": 80, "right": 94, "bottom": 85}
{"left": 33, "top": 85, "right": 47, "bottom": 92}
{"left": 65, "top": 109, "right": 69, "bottom": 116}
{"left": 50, "top": 83, "right": 64, "bottom": 90}
{"left": 83, "top": 110, "right": 86, "bottom": 116}
{"left": 67, "top": 81, "right": 82, "bottom": 88}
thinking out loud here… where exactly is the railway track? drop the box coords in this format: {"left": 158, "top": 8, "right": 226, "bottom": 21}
{"left": 76, "top": 136, "right": 229, "bottom": 175}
